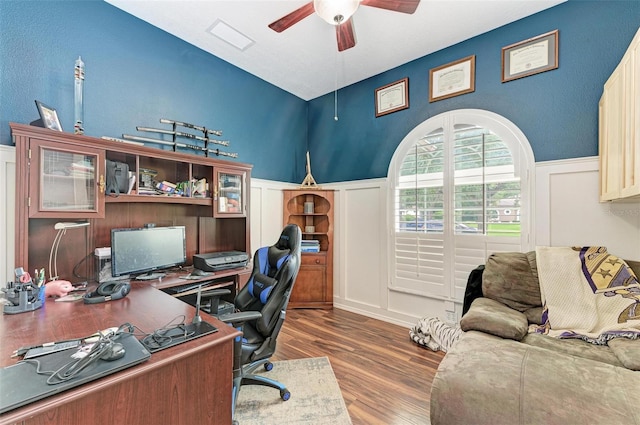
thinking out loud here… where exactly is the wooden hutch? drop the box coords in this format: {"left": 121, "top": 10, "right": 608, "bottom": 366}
{"left": 10, "top": 123, "right": 252, "bottom": 283}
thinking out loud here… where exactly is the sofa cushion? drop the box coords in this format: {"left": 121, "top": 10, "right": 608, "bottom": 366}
{"left": 608, "top": 337, "right": 640, "bottom": 371}
{"left": 627, "top": 259, "right": 640, "bottom": 277}
{"left": 460, "top": 298, "right": 528, "bottom": 341}
{"left": 482, "top": 251, "right": 541, "bottom": 312}
{"left": 521, "top": 333, "right": 623, "bottom": 367}
{"left": 430, "top": 331, "right": 640, "bottom": 425}
{"left": 523, "top": 306, "right": 544, "bottom": 325}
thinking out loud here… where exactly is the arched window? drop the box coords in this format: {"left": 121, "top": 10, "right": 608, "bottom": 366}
{"left": 388, "top": 109, "right": 535, "bottom": 301}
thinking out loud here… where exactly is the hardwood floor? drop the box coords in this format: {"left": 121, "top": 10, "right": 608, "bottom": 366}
{"left": 271, "top": 308, "right": 446, "bottom": 425}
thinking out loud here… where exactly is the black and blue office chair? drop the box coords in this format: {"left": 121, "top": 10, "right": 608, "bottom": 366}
{"left": 202, "top": 224, "right": 301, "bottom": 423}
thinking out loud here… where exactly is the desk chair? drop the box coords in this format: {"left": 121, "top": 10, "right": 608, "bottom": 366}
{"left": 202, "top": 224, "right": 301, "bottom": 423}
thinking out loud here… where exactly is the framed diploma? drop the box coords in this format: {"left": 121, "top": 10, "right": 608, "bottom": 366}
{"left": 429, "top": 55, "right": 475, "bottom": 102}
{"left": 375, "top": 78, "right": 409, "bottom": 117}
{"left": 502, "top": 30, "right": 559, "bottom": 82}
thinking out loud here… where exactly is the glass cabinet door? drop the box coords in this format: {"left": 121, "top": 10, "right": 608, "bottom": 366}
{"left": 215, "top": 168, "right": 246, "bottom": 217}
{"left": 29, "top": 139, "right": 105, "bottom": 218}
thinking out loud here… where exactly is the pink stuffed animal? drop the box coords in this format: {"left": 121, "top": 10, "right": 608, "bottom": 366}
{"left": 45, "top": 280, "right": 74, "bottom": 298}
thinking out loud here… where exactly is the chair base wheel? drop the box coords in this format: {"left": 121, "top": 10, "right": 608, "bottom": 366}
{"left": 281, "top": 389, "right": 291, "bottom": 401}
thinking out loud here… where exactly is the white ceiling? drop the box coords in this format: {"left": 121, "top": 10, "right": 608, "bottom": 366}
{"left": 106, "top": 0, "right": 565, "bottom": 101}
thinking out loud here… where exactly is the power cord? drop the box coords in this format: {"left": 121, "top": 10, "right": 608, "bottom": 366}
{"left": 139, "top": 315, "right": 196, "bottom": 351}
{"left": 20, "top": 323, "right": 136, "bottom": 385}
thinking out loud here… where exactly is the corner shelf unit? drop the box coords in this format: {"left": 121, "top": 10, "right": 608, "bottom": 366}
{"left": 283, "top": 189, "right": 334, "bottom": 309}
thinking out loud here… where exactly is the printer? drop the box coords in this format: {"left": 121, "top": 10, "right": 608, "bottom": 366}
{"left": 193, "top": 251, "right": 249, "bottom": 272}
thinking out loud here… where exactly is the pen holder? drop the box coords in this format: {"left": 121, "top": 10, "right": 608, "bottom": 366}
{"left": 2, "top": 282, "right": 44, "bottom": 314}
{"left": 38, "top": 286, "right": 46, "bottom": 305}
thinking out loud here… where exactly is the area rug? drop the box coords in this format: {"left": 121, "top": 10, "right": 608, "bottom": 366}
{"left": 235, "top": 356, "right": 352, "bottom": 425}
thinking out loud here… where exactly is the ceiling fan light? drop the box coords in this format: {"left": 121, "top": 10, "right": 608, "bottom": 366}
{"left": 314, "top": 0, "right": 360, "bottom": 25}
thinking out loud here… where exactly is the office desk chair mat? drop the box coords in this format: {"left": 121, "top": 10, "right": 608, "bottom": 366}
{"left": 0, "top": 333, "right": 151, "bottom": 414}
{"left": 141, "top": 320, "right": 218, "bottom": 353}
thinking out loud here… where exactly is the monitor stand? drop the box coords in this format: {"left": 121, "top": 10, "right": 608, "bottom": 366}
{"left": 135, "top": 272, "right": 167, "bottom": 281}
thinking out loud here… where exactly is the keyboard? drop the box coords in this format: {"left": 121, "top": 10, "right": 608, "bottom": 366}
{"left": 166, "top": 282, "right": 212, "bottom": 294}
{"left": 135, "top": 272, "right": 167, "bottom": 281}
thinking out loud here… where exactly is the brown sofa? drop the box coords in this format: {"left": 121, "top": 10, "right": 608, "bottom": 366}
{"left": 430, "top": 252, "right": 640, "bottom": 425}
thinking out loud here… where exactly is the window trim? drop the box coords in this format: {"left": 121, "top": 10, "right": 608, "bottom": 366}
{"left": 387, "top": 109, "right": 535, "bottom": 300}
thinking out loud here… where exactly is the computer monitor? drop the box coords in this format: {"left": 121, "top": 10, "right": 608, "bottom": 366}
{"left": 111, "top": 226, "right": 186, "bottom": 280}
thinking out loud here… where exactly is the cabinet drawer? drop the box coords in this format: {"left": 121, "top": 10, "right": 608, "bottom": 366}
{"left": 301, "top": 254, "right": 326, "bottom": 266}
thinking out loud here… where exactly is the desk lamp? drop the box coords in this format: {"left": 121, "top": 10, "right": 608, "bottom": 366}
{"left": 49, "top": 221, "right": 90, "bottom": 281}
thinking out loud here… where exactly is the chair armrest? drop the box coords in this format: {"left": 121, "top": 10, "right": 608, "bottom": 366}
{"left": 460, "top": 297, "right": 529, "bottom": 341}
{"left": 218, "top": 311, "right": 262, "bottom": 326}
{"left": 200, "top": 288, "right": 231, "bottom": 299}
{"left": 199, "top": 289, "right": 232, "bottom": 315}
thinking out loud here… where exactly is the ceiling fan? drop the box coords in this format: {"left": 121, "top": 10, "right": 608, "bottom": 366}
{"left": 268, "top": 0, "right": 421, "bottom": 52}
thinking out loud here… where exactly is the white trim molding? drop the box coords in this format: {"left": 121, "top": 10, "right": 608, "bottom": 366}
{"left": 0, "top": 145, "right": 16, "bottom": 284}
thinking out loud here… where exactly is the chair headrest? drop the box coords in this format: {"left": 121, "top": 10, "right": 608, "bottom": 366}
{"left": 267, "top": 246, "right": 290, "bottom": 270}
{"left": 276, "top": 224, "right": 301, "bottom": 253}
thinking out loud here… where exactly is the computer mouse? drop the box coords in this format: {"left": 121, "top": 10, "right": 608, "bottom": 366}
{"left": 101, "top": 342, "right": 126, "bottom": 361}
{"left": 190, "top": 268, "right": 207, "bottom": 277}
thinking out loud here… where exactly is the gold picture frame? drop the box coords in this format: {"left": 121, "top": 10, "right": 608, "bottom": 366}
{"left": 375, "top": 78, "right": 409, "bottom": 117}
{"left": 429, "top": 55, "right": 475, "bottom": 102}
{"left": 502, "top": 30, "right": 559, "bottom": 83}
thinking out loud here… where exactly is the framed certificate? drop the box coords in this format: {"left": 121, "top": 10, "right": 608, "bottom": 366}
{"left": 502, "top": 30, "right": 559, "bottom": 82}
{"left": 375, "top": 78, "right": 409, "bottom": 117}
{"left": 429, "top": 55, "right": 475, "bottom": 102}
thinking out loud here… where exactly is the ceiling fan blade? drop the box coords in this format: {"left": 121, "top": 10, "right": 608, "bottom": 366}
{"left": 268, "top": 2, "right": 316, "bottom": 33}
{"left": 336, "top": 18, "right": 356, "bottom": 52}
{"left": 360, "top": 0, "right": 420, "bottom": 14}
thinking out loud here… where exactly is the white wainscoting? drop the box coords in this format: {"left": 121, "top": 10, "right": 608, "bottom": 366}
{"left": 4, "top": 158, "right": 637, "bottom": 327}
{"left": 535, "top": 156, "right": 640, "bottom": 260}
{"left": 0, "top": 145, "right": 16, "bottom": 284}
{"left": 249, "top": 179, "right": 297, "bottom": 255}
{"left": 253, "top": 157, "right": 640, "bottom": 329}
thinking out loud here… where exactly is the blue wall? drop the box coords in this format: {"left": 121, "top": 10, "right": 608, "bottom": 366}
{"left": 1, "top": 1, "right": 638, "bottom": 184}
{"left": 0, "top": 0, "right": 308, "bottom": 182}
{"left": 308, "top": 0, "right": 640, "bottom": 183}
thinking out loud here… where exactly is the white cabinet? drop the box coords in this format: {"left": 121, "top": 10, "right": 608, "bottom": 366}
{"left": 599, "top": 27, "right": 640, "bottom": 202}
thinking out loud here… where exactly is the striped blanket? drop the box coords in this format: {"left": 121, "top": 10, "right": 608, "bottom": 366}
{"left": 410, "top": 317, "right": 463, "bottom": 352}
{"left": 531, "top": 246, "right": 640, "bottom": 344}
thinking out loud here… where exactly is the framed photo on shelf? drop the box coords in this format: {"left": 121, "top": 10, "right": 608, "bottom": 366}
{"left": 501, "top": 30, "right": 559, "bottom": 83}
{"left": 34, "top": 100, "right": 63, "bottom": 131}
{"left": 429, "top": 55, "right": 475, "bottom": 102}
{"left": 375, "top": 78, "right": 409, "bottom": 117}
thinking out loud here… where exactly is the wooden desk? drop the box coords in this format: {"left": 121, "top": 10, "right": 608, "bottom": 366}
{"left": 0, "top": 280, "right": 241, "bottom": 425}
{"left": 151, "top": 265, "right": 252, "bottom": 299}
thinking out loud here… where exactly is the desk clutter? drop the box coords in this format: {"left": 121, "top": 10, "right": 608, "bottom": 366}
{"left": 2, "top": 266, "right": 94, "bottom": 312}
{"left": 2, "top": 267, "right": 45, "bottom": 314}
{"left": 139, "top": 320, "right": 218, "bottom": 353}
{"left": 1, "top": 314, "right": 220, "bottom": 414}
{"left": 0, "top": 325, "right": 150, "bottom": 414}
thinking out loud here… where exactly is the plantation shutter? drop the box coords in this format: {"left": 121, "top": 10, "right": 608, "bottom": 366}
{"left": 394, "top": 128, "right": 446, "bottom": 296}
{"left": 391, "top": 111, "right": 529, "bottom": 301}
